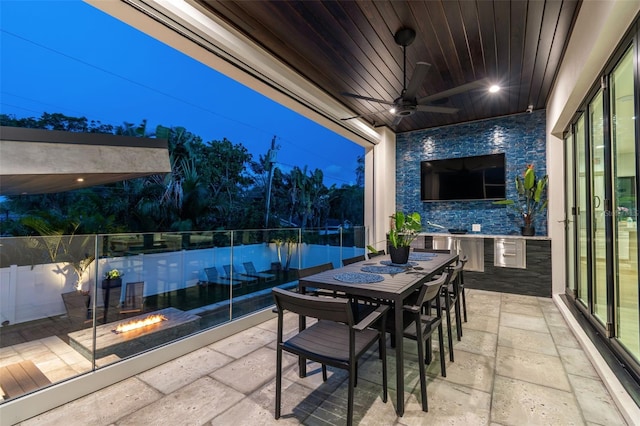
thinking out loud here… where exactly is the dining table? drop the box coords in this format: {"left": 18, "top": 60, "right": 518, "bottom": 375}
{"left": 298, "top": 251, "right": 458, "bottom": 417}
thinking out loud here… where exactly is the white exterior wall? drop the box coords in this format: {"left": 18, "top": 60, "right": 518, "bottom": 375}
{"left": 546, "top": 1, "right": 640, "bottom": 295}
{"left": 365, "top": 126, "right": 396, "bottom": 251}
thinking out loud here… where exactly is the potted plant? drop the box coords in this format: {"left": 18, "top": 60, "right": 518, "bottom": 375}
{"left": 494, "top": 164, "right": 548, "bottom": 236}
{"left": 388, "top": 211, "right": 422, "bottom": 264}
{"left": 102, "top": 268, "right": 124, "bottom": 289}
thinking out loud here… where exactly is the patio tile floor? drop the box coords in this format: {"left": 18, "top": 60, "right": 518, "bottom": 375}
{"left": 18, "top": 289, "right": 628, "bottom": 425}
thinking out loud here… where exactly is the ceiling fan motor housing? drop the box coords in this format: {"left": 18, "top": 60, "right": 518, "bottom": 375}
{"left": 394, "top": 98, "right": 417, "bottom": 116}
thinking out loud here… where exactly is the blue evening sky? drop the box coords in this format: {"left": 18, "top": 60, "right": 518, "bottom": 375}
{"left": 0, "top": 0, "right": 363, "bottom": 186}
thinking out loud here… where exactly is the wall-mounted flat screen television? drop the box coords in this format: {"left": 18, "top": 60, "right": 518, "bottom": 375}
{"left": 420, "top": 153, "right": 506, "bottom": 201}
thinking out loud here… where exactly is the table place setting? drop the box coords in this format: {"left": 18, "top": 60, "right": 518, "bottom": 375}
{"left": 408, "top": 252, "right": 438, "bottom": 261}
{"left": 360, "top": 265, "right": 405, "bottom": 274}
{"left": 333, "top": 272, "right": 385, "bottom": 283}
{"left": 380, "top": 260, "right": 419, "bottom": 267}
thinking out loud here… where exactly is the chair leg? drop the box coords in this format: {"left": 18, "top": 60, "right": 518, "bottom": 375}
{"left": 455, "top": 297, "right": 463, "bottom": 341}
{"left": 347, "top": 368, "right": 355, "bottom": 426}
{"left": 462, "top": 287, "right": 468, "bottom": 322}
{"left": 415, "top": 317, "right": 428, "bottom": 412}
{"left": 438, "top": 322, "right": 446, "bottom": 377}
{"left": 380, "top": 333, "right": 388, "bottom": 403}
{"left": 425, "top": 336, "right": 433, "bottom": 364}
{"left": 275, "top": 347, "right": 282, "bottom": 419}
{"left": 354, "top": 361, "right": 358, "bottom": 387}
{"left": 445, "top": 306, "right": 454, "bottom": 362}
{"left": 322, "top": 364, "right": 327, "bottom": 381}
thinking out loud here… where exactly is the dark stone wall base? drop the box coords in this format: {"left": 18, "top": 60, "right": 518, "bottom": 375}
{"left": 464, "top": 239, "right": 551, "bottom": 297}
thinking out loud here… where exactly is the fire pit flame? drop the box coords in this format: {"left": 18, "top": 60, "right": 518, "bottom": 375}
{"left": 113, "top": 314, "right": 168, "bottom": 334}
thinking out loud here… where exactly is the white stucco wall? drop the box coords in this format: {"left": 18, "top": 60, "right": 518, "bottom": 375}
{"left": 546, "top": 1, "right": 640, "bottom": 295}
{"left": 365, "top": 126, "right": 396, "bottom": 250}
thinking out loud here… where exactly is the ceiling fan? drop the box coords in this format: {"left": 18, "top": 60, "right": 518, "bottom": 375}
{"left": 341, "top": 27, "right": 488, "bottom": 126}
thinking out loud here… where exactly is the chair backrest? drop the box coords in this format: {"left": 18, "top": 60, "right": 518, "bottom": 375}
{"left": 204, "top": 267, "right": 219, "bottom": 281}
{"left": 414, "top": 248, "right": 451, "bottom": 253}
{"left": 243, "top": 262, "right": 258, "bottom": 274}
{"left": 459, "top": 254, "right": 468, "bottom": 269}
{"left": 367, "top": 250, "right": 385, "bottom": 259}
{"left": 446, "top": 261, "right": 464, "bottom": 297}
{"left": 413, "top": 272, "right": 449, "bottom": 310}
{"left": 296, "top": 262, "right": 334, "bottom": 279}
{"left": 272, "top": 287, "right": 354, "bottom": 325}
{"left": 223, "top": 264, "right": 233, "bottom": 276}
{"left": 121, "top": 281, "right": 144, "bottom": 312}
{"left": 342, "top": 255, "right": 366, "bottom": 266}
{"left": 450, "top": 261, "right": 463, "bottom": 283}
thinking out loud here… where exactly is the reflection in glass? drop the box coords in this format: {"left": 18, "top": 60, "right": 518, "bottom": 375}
{"left": 611, "top": 47, "right": 639, "bottom": 361}
{"left": 0, "top": 228, "right": 367, "bottom": 399}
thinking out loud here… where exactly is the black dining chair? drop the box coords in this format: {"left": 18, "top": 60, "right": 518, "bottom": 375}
{"left": 435, "top": 261, "right": 463, "bottom": 354}
{"left": 367, "top": 249, "right": 386, "bottom": 259}
{"left": 295, "top": 262, "right": 336, "bottom": 297}
{"left": 386, "top": 272, "right": 449, "bottom": 412}
{"left": 342, "top": 255, "right": 366, "bottom": 266}
{"left": 272, "top": 287, "right": 389, "bottom": 426}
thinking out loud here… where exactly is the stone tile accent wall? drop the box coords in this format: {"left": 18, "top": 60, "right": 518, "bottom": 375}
{"left": 396, "top": 110, "right": 547, "bottom": 236}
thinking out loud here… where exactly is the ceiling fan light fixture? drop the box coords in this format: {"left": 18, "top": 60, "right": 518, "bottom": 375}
{"left": 489, "top": 85, "right": 500, "bottom": 93}
{"left": 389, "top": 107, "right": 396, "bottom": 114}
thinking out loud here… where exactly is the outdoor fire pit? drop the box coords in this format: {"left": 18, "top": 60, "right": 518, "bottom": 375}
{"left": 68, "top": 307, "right": 200, "bottom": 361}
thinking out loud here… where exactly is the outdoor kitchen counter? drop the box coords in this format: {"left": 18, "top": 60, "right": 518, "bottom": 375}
{"left": 413, "top": 233, "right": 552, "bottom": 297}
{"left": 418, "top": 232, "right": 551, "bottom": 240}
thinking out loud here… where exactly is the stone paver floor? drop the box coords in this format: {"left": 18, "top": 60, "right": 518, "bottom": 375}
{"left": 18, "top": 290, "right": 628, "bottom": 425}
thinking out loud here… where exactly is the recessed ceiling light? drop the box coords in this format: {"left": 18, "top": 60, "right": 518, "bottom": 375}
{"left": 76, "top": 178, "right": 84, "bottom": 182}
{"left": 489, "top": 85, "right": 500, "bottom": 93}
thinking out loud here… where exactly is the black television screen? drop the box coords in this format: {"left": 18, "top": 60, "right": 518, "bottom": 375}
{"left": 420, "top": 153, "right": 506, "bottom": 201}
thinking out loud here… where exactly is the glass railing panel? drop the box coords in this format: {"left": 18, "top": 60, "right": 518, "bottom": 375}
{"left": 301, "top": 226, "right": 367, "bottom": 269}
{"left": 229, "top": 229, "right": 300, "bottom": 320}
{"left": 0, "top": 226, "right": 369, "bottom": 401}
{"left": 91, "top": 231, "right": 234, "bottom": 368}
{"left": 0, "top": 234, "right": 98, "bottom": 403}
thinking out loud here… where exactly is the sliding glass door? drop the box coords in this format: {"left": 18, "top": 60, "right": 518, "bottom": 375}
{"left": 575, "top": 115, "right": 589, "bottom": 308}
{"left": 610, "top": 47, "right": 639, "bottom": 360}
{"left": 589, "top": 90, "right": 608, "bottom": 323}
{"left": 566, "top": 33, "right": 639, "bottom": 371}
{"left": 565, "top": 131, "right": 576, "bottom": 295}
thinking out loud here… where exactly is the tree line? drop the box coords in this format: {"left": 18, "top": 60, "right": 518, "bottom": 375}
{"left": 0, "top": 113, "right": 364, "bottom": 236}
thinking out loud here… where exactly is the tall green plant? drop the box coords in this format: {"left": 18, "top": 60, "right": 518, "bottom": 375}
{"left": 21, "top": 217, "right": 95, "bottom": 291}
{"left": 494, "top": 165, "right": 548, "bottom": 227}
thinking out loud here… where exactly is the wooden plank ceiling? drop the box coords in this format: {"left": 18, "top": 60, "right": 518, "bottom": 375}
{"left": 195, "top": 0, "right": 581, "bottom": 133}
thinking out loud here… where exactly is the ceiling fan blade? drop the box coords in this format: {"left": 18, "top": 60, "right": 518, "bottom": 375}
{"left": 392, "top": 115, "right": 404, "bottom": 126}
{"left": 341, "top": 92, "right": 395, "bottom": 106}
{"left": 403, "top": 62, "right": 430, "bottom": 99}
{"left": 417, "top": 78, "right": 489, "bottom": 104}
{"left": 340, "top": 108, "right": 392, "bottom": 121}
{"left": 416, "top": 104, "right": 459, "bottom": 114}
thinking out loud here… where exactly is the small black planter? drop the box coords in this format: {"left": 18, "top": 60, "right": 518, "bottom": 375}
{"left": 389, "top": 245, "right": 410, "bottom": 264}
{"left": 101, "top": 277, "right": 122, "bottom": 290}
{"left": 521, "top": 225, "right": 535, "bottom": 236}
